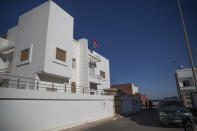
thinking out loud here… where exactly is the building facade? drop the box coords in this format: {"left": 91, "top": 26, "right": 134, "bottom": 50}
{"left": 175, "top": 68, "right": 197, "bottom": 107}
{"left": 111, "top": 83, "right": 139, "bottom": 95}
{"left": 133, "top": 93, "right": 149, "bottom": 105}
{"left": 0, "top": 0, "right": 110, "bottom": 94}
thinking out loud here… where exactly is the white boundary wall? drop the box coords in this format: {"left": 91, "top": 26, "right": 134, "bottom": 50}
{"left": 0, "top": 88, "right": 114, "bottom": 131}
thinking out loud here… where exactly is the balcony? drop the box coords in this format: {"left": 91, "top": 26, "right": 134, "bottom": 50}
{"left": 180, "top": 86, "right": 196, "bottom": 91}
{"left": 0, "top": 38, "right": 14, "bottom": 74}
{"left": 0, "top": 38, "right": 15, "bottom": 54}
{"left": 89, "top": 72, "right": 101, "bottom": 84}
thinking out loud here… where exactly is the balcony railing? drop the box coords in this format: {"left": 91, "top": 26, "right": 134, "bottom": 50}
{"left": 89, "top": 73, "right": 101, "bottom": 80}
{"left": 0, "top": 74, "right": 113, "bottom": 95}
{"left": 0, "top": 41, "right": 15, "bottom": 53}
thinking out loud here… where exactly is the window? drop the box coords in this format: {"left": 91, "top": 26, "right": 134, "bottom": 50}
{"left": 20, "top": 48, "right": 29, "bottom": 62}
{"left": 183, "top": 80, "right": 190, "bottom": 87}
{"left": 100, "top": 70, "right": 105, "bottom": 79}
{"left": 89, "top": 59, "right": 96, "bottom": 68}
{"left": 72, "top": 58, "right": 76, "bottom": 68}
{"left": 56, "top": 47, "right": 66, "bottom": 62}
{"left": 71, "top": 82, "right": 76, "bottom": 93}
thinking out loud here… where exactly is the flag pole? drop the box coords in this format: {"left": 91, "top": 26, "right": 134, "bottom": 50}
{"left": 177, "top": 0, "right": 197, "bottom": 90}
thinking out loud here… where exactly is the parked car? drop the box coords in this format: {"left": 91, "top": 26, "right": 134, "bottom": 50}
{"left": 158, "top": 99, "right": 193, "bottom": 127}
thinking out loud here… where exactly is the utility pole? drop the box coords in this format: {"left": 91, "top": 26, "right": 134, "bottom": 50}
{"left": 177, "top": 0, "right": 197, "bottom": 90}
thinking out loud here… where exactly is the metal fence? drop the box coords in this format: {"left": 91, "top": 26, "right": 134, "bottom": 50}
{"left": 0, "top": 74, "right": 113, "bottom": 95}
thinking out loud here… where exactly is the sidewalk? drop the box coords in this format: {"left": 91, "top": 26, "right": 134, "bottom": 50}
{"left": 60, "top": 117, "right": 114, "bottom": 131}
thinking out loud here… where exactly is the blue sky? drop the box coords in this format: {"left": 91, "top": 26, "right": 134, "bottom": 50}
{"left": 0, "top": 0, "right": 196, "bottom": 99}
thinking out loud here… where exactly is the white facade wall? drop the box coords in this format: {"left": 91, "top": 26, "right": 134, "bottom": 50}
{"left": 176, "top": 69, "right": 196, "bottom": 91}
{"left": 43, "top": 1, "right": 73, "bottom": 79}
{"left": 78, "top": 38, "right": 89, "bottom": 89}
{"left": 7, "top": 26, "right": 18, "bottom": 44}
{"left": 92, "top": 52, "right": 110, "bottom": 89}
{"left": 0, "top": 88, "right": 114, "bottom": 131}
{"left": 132, "top": 83, "right": 139, "bottom": 94}
{"left": 175, "top": 68, "right": 197, "bottom": 107}
{"left": 71, "top": 40, "right": 80, "bottom": 85}
{"left": 10, "top": 1, "right": 50, "bottom": 80}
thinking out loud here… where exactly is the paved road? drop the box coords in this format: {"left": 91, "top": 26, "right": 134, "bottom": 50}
{"left": 63, "top": 109, "right": 184, "bottom": 131}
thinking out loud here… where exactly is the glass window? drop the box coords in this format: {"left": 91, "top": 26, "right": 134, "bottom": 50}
{"left": 183, "top": 80, "right": 190, "bottom": 87}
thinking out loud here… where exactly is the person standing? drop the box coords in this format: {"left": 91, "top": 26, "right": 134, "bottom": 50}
{"left": 149, "top": 100, "right": 152, "bottom": 110}
{"left": 145, "top": 100, "right": 148, "bottom": 110}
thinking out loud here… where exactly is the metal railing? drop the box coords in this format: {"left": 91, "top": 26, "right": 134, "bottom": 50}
{"left": 0, "top": 74, "right": 113, "bottom": 95}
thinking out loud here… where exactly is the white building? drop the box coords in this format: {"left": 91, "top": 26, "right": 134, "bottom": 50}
{"left": 132, "top": 83, "right": 139, "bottom": 94}
{"left": 175, "top": 68, "right": 197, "bottom": 107}
{"left": 0, "top": 0, "right": 110, "bottom": 94}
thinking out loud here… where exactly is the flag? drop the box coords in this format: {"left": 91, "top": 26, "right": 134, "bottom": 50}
{"left": 90, "top": 40, "right": 99, "bottom": 48}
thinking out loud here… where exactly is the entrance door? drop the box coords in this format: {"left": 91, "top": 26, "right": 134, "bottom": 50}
{"left": 71, "top": 82, "right": 76, "bottom": 93}
{"left": 90, "top": 83, "right": 97, "bottom": 94}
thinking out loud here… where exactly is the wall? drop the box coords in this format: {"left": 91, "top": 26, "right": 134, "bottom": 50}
{"left": 89, "top": 51, "right": 110, "bottom": 89}
{"left": 43, "top": 1, "right": 73, "bottom": 79}
{"left": 176, "top": 69, "right": 196, "bottom": 91}
{"left": 121, "top": 96, "right": 141, "bottom": 115}
{"left": 111, "top": 83, "right": 133, "bottom": 95}
{"left": 10, "top": 1, "right": 50, "bottom": 80}
{"left": 71, "top": 40, "right": 79, "bottom": 86}
{"left": 132, "top": 84, "right": 139, "bottom": 94}
{"left": 0, "top": 87, "right": 114, "bottom": 131}
{"left": 78, "top": 38, "right": 89, "bottom": 90}
{"left": 7, "top": 26, "right": 18, "bottom": 44}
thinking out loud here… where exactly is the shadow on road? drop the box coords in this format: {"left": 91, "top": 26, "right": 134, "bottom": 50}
{"left": 128, "top": 108, "right": 182, "bottom": 128}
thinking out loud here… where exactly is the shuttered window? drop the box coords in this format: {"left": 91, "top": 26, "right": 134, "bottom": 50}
{"left": 56, "top": 47, "right": 66, "bottom": 62}
{"left": 100, "top": 70, "right": 105, "bottom": 79}
{"left": 20, "top": 48, "right": 29, "bottom": 62}
{"left": 71, "top": 82, "right": 76, "bottom": 93}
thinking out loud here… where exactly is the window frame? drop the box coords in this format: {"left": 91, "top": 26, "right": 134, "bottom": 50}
{"left": 53, "top": 47, "right": 67, "bottom": 66}
{"left": 20, "top": 48, "right": 29, "bottom": 62}
{"left": 100, "top": 70, "right": 106, "bottom": 79}
{"left": 17, "top": 44, "right": 33, "bottom": 66}
{"left": 56, "top": 47, "right": 66, "bottom": 62}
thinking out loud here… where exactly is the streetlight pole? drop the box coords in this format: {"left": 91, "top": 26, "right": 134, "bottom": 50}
{"left": 177, "top": 0, "right": 197, "bottom": 90}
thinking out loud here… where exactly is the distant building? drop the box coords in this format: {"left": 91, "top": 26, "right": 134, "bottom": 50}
{"left": 111, "top": 83, "right": 139, "bottom": 95}
{"left": 133, "top": 93, "right": 149, "bottom": 105}
{"left": 175, "top": 68, "right": 197, "bottom": 107}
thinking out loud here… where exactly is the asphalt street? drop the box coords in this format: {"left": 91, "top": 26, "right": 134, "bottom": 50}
{"left": 63, "top": 109, "right": 184, "bottom": 131}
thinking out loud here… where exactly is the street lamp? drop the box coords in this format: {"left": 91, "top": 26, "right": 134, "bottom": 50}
{"left": 177, "top": 0, "right": 197, "bottom": 90}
